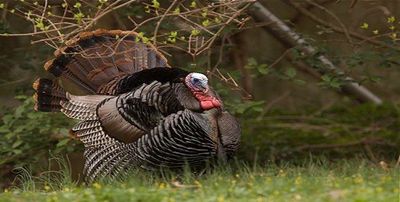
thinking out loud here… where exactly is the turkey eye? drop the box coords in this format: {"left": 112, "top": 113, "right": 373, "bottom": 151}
{"left": 192, "top": 78, "right": 199, "bottom": 83}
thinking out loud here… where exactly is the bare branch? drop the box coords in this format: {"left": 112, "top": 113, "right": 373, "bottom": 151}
{"left": 247, "top": 1, "right": 383, "bottom": 104}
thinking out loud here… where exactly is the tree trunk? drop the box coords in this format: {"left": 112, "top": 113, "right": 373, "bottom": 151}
{"left": 246, "top": 2, "right": 382, "bottom": 104}
{"left": 231, "top": 33, "right": 253, "bottom": 97}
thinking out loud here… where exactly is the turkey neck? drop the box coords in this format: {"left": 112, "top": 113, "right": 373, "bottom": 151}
{"left": 203, "top": 108, "right": 227, "bottom": 162}
{"left": 175, "top": 83, "right": 227, "bottom": 160}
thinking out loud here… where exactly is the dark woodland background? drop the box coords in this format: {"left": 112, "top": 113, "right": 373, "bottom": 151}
{"left": 0, "top": 0, "right": 399, "bottom": 189}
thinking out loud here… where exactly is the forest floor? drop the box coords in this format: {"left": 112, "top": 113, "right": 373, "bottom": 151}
{"left": 0, "top": 159, "right": 398, "bottom": 202}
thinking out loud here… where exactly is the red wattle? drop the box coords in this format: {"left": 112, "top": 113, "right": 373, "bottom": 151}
{"left": 193, "top": 91, "right": 221, "bottom": 110}
{"left": 200, "top": 101, "right": 215, "bottom": 110}
{"left": 211, "top": 98, "right": 221, "bottom": 107}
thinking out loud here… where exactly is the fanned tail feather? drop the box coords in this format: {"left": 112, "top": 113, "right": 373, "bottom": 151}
{"left": 43, "top": 29, "right": 170, "bottom": 95}
{"left": 33, "top": 78, "right": 66, "bottom": 112}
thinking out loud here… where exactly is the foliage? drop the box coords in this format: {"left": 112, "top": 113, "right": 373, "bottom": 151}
{"left": 239, "top": 103, "right": 400, "bottom": 163}
{"left": 0, "top": 0, "right": 399, "bottom": 195}
{"left": 359, "top": 15, "right": 398, "bottom": 40}
{"left": 0, "top": 0, "right": 251, "bottom": 58}
{"left": 0, "top": 96, "right": 79, "bottom": 178}
{"left": 245, "top": 58, "right": 270, "bottom": 76}
{"left": 0, "top": 159, "right": 398, "bottom": 202}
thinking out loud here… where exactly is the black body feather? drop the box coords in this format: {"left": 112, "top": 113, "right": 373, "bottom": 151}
{"left": 32, "top": 29, "right": 240, "bottom": 182}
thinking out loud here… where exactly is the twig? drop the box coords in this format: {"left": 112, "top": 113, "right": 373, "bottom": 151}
{"left": 364, "top": 144, "right": 378, "bottom": 163}
{"left": 257, "top": 91, "right": 291, "bottom": 120}
{"left": 153, "top": 0, "right": 178, "bottom": 46}
{"left": 268, "top": 48, "right": 293, "bottom": 69}
{"left": 230, "top": 32, "right": 252, "bottom": 97}
{"left": 211, "top": 34, "right": 228, "bottom": 71}
{"left": 350, "top": 0, "right": 358, "bottom": 8}
{"left": 286, "top": 0, "right": 400, "bottom": 51}
{"left": 305, "top": 0, "right": 353, "bottom": 45}
{"left": 208, "top": 68, "right": 252, "bottom": 99}
{"left": 0, "top": 77, "right": 29, "bottom": 88}
{"left": 247, "top": 1, "right": 383, "bottom": 104}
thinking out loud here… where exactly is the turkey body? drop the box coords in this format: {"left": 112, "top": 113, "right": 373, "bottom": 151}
{"left": 32, "top": 29, "right": 240, "bottom": 182}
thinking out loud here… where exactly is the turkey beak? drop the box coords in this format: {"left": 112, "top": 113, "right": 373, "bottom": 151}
{"left": 199, "top": 80, "right": 209, "bottom": 93}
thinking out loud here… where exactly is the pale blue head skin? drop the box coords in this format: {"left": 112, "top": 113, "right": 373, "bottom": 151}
{"left": 185, "top": 73, "right": 209, "bottom": 92}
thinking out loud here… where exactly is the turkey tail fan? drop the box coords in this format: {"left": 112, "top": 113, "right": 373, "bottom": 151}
{"left": 33, "top": 78, "right": 67, "bottom": 112}
{"left": 43, "top": 29, "right": 170, "bottom": 95}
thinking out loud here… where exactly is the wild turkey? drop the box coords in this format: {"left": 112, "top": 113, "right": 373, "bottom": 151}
{"left": 32, "top": 29, "right": 240, "bottom": 182}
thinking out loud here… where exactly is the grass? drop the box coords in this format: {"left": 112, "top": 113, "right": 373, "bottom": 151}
{"left": 1, "top": 101, "right": 399, "bottom": 201}
{"left": 0, "top": 159, "right": 398, "bottom": 202}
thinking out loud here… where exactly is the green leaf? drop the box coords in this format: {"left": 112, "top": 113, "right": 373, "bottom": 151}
{"left": 12, "top": 140, "right": 23, "bottom": 148}
{"left": 201, "top": 9, "right": 208, "bottom": 17}
{"left": 13, "top": 149, "right": 22, "bottom": 155}
{"left": 0, "top": 126, "right": 10, "bottom": 133}
{"left": 15, "top": 106, "right": 25, "bottom": 118}
{"left": 57, "top": 139, "right": 70, "bottom": 147}
{"left": 5, "top": 132, "right": 14, "bottom": 139}
{"left": 191, "top": 29, "right": 200, "bottom": 36}
{"left": 152, "top": 0, "right": 160, "bottom": 9}
{"left": 257, "top": 64, "right": 269, "bottom": 75}
{"left": 285, "top": 68, "right": 296, "bottom": 78}
{"left": 190, "top": 1, "right": 197, "bottom": 8}
{"left": 173, "top": 7, "right": 180, "bottom": 14}
{"left": 170, "top": 31, "right": 177, "bottom": 38}
{"left": 202, "top": 19, "right": 210, "bottom": 27}
{"left": 294, "top": 79, "right": 306, "bottom": 85}
{"left": 329, "top": 79, "right": 342, "bottom": 89}
{"left": 15, "top": 95, "right": 27, "bottom": 100}
{"left": 2, "top": 114, "right": 13, "bottom": 125}
{"left": 245, "top": 58, "right": 257, "bottom": 69}
{"left": 321, "top": 75, "right": 331, "bottom": 82}
{"left": 73, "top": 2, "right": 81, "bottom": 9}
{"left": 74, "top": 12, "right": 85, "bottom": 24}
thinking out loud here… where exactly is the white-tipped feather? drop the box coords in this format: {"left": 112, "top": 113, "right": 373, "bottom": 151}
{"left": 53, "top": 68, "right": 239, "bottom": 183}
